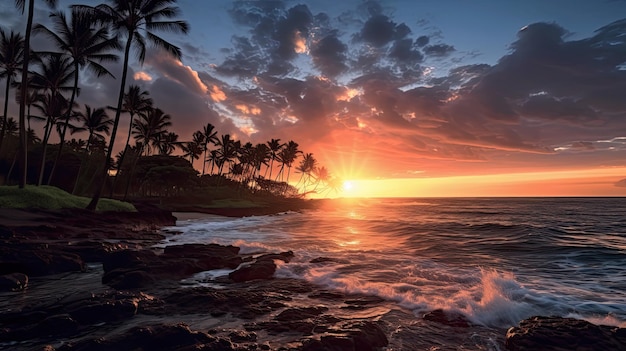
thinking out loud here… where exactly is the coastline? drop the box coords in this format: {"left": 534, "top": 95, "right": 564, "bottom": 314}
{"left": 0, "top": 205, "right": 624, "bottom": 350}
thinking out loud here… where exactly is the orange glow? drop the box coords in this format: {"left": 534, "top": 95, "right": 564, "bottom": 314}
{"left": 314, "top": 167, "right": 626, "bottom": 198}
{"left": 235, "top": 104, "right": 261, "bottom": 115}
{"left": 209, "top": 85, "right": 226, "bottom": 102}
{"left": 293, "top": 30, "right": 307, "bottom": 54}
{"left": 133, "top": 71, "right": 152, "bottom": 81}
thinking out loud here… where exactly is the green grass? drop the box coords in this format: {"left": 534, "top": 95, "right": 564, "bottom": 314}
{"left": 0, "top": 185, "right": 136, "bottom": 212}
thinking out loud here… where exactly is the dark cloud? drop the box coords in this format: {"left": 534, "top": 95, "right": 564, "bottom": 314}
{"left": 310, "top": 32, "right": 348, "bottom": 77}
{"left": 357, "top": 14, "right": 405, "bottom": 47}
{"left": 423, "top": 43, "right": 455, "bottom": 57}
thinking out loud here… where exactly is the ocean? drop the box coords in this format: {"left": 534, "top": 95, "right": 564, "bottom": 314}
{"left": 161, "top": 197, "right": 626, "bottom": 350}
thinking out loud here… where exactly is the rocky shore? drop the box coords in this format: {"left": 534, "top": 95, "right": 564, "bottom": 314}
{"left": 1, "top": 206, "right": 624, "bottom": 350}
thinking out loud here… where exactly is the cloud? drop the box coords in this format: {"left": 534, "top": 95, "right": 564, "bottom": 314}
{"left": 615, "top": 178, "right": 626, "bottom": 187}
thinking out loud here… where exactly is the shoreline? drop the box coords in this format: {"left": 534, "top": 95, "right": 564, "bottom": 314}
{"left": 1, "top": 206, "right": 624, "bottom": 350}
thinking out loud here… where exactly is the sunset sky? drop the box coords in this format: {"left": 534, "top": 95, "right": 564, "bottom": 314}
{"left": 1, "top": 0, "right": 626, "bottom": 197}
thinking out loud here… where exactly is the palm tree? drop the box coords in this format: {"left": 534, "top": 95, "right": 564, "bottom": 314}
{"left": 0, "top": 29, "right": 25, "bottom": 154}
{"left": 110, "top": 85, "right": 152, "bottom": 194}
{"left": 76, "top": 0, "right": 189, "bottom": 210}
{"left": 72, "top": 104, "right": 112, "bottom": 154}
{"left": 215, "top": 134, "right": 237, "bottom": 177}
{"left": 70, "top": 104, "right": 112, "bottom": 193}
{"left": 32, "top": 91, "right": 68, "bottom": 185}
{"left": 132, "top": 107, "right": 171, "bottom": 156}
{"left": 34, "top": 8, "right": 119, "bottom": 184}
{"left": 201, "top": 123, "right": 218, "bottom": 175}
{"left": 277, "top": 140, "right": 300, "bottom": 183}
{"left": 156, "top": 131, "right": 179, "bottom": 155}
{"left": 265, "top": 138, "right": 283, "bottom": 180}
{"left": 15, "top": 0, "right": 57, "bottom": 188}
{"left": 183, "top": 131, "right": 204, "bottom": 167}
{"left": 296, "top": 152, "right": 317, "bottom": 192}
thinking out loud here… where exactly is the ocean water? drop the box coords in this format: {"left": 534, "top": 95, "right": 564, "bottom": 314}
{"left": 160, "top": 197, "right": 626, "bottom": 349}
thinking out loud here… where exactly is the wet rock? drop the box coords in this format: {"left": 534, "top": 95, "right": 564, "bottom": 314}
{"left": 57, "top": 323, "right": 233, "bottom": 351}
{"left": 301, "top": 321, "right": 388, "bottom": 351}
{"left": 0, "top": 245, "right": 85, "bottom": 277}
{"left": 228, "top": 251, "right": 293, "bottom": 282}
{"left": 275, "top": 306, "right": 329, "bottom": 321}
{"left": 32, "top": 314, "right": 79, "bottom": 338}
{"left": 0, "top": 272, "right": 28, "bottom": 291}
{"left": 423, "top": 309, "right": 471, "bottom": 328}
{"left": 505, "top": 316, "right": 626, "bottom": 351}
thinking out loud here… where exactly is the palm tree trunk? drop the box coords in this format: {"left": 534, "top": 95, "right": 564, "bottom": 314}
{"left": 47, "top": 61, "right": 79, "bottom": 185}
{"left": 71, "top": 133, "right": 92, "bottom": 194}
{"left": 17, "top": 0, "right": 34, "bottom": 189}
{"left": 37, "top": 119, "right": 53, "bottom": 186}
{"left": 0, "top": 77, "right": 12, "bottom": 153}
{"left": 87, "top": 33, "right": 133, "bottom": 210}
{"left": 201, "top": 146, "right": 207, "bottom": 175}
{"left": 110, "top": 112, "right": 135, "bottom": 197}
{"left": 122, "top": 144, "right": 143, "bottom": 201}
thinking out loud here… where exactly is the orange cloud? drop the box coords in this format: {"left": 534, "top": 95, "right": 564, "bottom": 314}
{"left": 235, "top": 104, "right": 261, "bottom": 115}
{"left": 134, "top": 71, "right": 152, "bottom": 81}
{"left": 210, "top": 85, "right": 227, "bottom": 102}
{"left": 293, "top": 30, "right": 308, "bottom": 54}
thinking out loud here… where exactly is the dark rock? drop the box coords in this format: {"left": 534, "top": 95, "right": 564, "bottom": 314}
{"left": 423, "top": 309, "right": 471, "bottom": 328}
{"left": 505, "top": 316, "right": 626, "bottom": 351}
{"left": 32, "top": 314, "right": 79, "bottom": 337}
{"left": 229, "top": 260, "right": 276, "bottom": 282}
{"left": 0, "top": 273, "right": 28, "bottom": 291}
{"left": 57, "top": 323, "right": 233, "bottom": 351}
{"left": 275, "top": 306, "right": 329, "bottom": 321}
{"left": 102, "top": 249, "right": 158, "bottom": 272}
{"left": 0, "top": 247, "right": 84, "bottom": 276}
{"left": 102, "top": 268, "right": 156, "bottom": 290}
{"left": 228, "top": 251, "right": 293, "bottom": 282}
{"left": 228, "top": 330, "right": 257, "bottom": 342}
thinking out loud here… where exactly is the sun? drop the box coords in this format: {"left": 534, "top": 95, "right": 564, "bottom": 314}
{"left": 342, "top": 180, "right": 354, "bottom": 192}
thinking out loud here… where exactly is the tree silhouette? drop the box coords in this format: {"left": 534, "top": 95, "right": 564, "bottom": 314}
{"left": 77, "top": 0, "right": 188, "bottom": 210}
{"left": 0, "top": 30, "right": 24, "bottom": 154}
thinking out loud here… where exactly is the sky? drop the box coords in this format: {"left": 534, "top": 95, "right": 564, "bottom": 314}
{"left": 1, "top": 0, "right": 626, "bottom": 197}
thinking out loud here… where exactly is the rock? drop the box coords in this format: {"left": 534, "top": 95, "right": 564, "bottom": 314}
{"left": 423, "top": 309, "right": 471, "bottom": 328}
{"left": 0, "top": 273, "right": 28, "bottom": 291}
{"left": 0, "top": 247, "right": 85, "bottom": 276}
{"left": 300, "top": 321, "right": 388, "bottom": 351}
{"left": 102, "top": 249, "right": 158, "bottom": 272}
{"left": 102, "top": 268, "right": 156, "bottom": 290}
{"left": 57, "top": 323, "right": 233, "bottom": 351}
{"left": 228, "top": 251, "right": 293, "bottom": 282}
{"left": 275, "top": 306, "right": 329, "bottom": 321}
{"left": 229, "top": 260, "right": 276, "bottom": 282}
{"left": 505, "top": 316, "right": 626, "bottom": 351}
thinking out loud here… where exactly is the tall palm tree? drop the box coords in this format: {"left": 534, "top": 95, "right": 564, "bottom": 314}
{"left": 71, "top": 104, "right": 112, "bottom": 194}
{"left": 32, "top": 91, "right": 68, "bottom": 185}
{"left": 216, "top": 134, "right": 238, "bottom": 177}
{"left": 122, "top": 107, "right": 171, "bottom": 199}
{"left": 15, "top": 0, "right": 57, "bottom": 188}
{"left": 183, "top": 131, "right": 205, "bottom": 167}
{"left": 265, "top": 138, "right": 283, "bottom": 180}
{"left": 110, "top": 85, "right": 152, "bottom": 195}
{"left": 34, "top": 8, "right": 119, "bottom": 184}
{"left": 201, "top": 122, "right": 218, "bottom": 175}
{"left": 76, "top": 0, "right": 189, "bottom": 210}
{"left": 296, "top": 152, "right": 317, "bottom": 192}
{"left": 0, "top": 29, "right": 25, "bottom": 154}
{"left": 277, "top": 140, "right": 300, "bottom": 183}
{"left": 132, "top": 107, "right": 171, "bottom": 156}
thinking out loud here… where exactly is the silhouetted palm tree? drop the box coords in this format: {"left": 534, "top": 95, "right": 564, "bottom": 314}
{"left": 132, "top": 107, "right": 171, "bottom": 156}
{"left": 201, "top": 123, "right": 218, "bottom": 175}
{"left": 76, "top": 0, "right": 189, "bottom": 210}
{"left": 277, "top": 140, "right": 300, "bottom": 184}
{"left": 157, "top": 131, "right": 179, "bottom": 155}
{"left": 111, "top": 85, "right": 152, "bottom": 194}
{"left": 216, "top": 134, "right": 237, "bottom": 177}
{"left": 32, "top": 91, "right": 68, "bottom": 185}
{"left": 72, "top": 104, "right": 112, "bottom": 154}
{"left": 14, "top": 0, "right": 57, "bottom": 188}
{"left": 34, "top": 8, "right": 119, "bottom": 184}
{"left": 0, "top": 29, "right": 24, "bottom": 154}
{"left": 265, "top": 138, "right": 283, "bottom": 179}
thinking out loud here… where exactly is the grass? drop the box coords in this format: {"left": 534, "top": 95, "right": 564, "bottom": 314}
{"left": 0, "top": 185, "right": 136, "bottom": 212}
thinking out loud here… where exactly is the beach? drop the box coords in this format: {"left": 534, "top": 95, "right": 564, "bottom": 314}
{"left": 1, "top": 198, "right": 625, "bottom": 350}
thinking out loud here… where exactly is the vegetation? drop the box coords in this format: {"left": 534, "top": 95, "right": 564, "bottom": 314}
{"left": 0, "top": 185, "right": 135, "bottom": 211}
{"left": 0, "top": 0, "right": 342, "bottom": 211}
